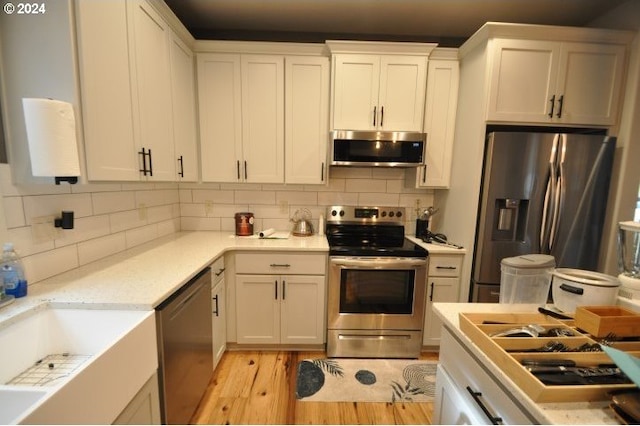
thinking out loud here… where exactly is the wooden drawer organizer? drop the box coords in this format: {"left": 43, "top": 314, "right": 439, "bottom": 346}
{"left": 460, "top": 312, "right": 640, "bottom": 403}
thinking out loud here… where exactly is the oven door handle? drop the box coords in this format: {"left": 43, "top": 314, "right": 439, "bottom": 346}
{"left": 330, "top": 257, "right": 427, "bottom": 269}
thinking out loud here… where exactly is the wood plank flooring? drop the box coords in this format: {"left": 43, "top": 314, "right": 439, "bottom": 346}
{"left": 191, "top": 350, "right": 438, "bottom": 425}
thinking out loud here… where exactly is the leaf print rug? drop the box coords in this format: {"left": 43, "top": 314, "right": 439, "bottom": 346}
{"left": 295, "top": 358, "right": 437, "bottom": 402}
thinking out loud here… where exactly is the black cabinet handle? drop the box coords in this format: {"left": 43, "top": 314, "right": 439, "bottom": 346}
{"left": 212, "top": 294, "right": 219, "bottom": 316}
{"left": 466, "top": 386, "right": 503, "bottom": 425}
{"left": 436, "top": 266, "right": 457, "bottom": 270}
{"left": 282, "top": 280, "right": 286, "bottom": 300}
{"left": 148, "top": 148, "right": 153, "bottom": 177}
{"left": 373, "top": 106, "right": 377, "bottom": 126}
{"left": 548, "top": 95, "right": 556, "bottom": 118}
{"left": 178, "top": 155, "right": 184, "bottom": 178}
{"left": 214, "top": 268, "right": 225, "bottom": 277}
{"left": 139, "top": 148, "right": 148, "bottom": 176}
{"left": 321, "top": 162, "right": 325, "bottom": 182}
{"left": 422, "top": 165, "right": 427, "bottom": 183}
{"left": 237, "top": 160, "right": 240, "bottom": 180}
{"left": 275, "top": 280, "right": 278, "bottom": 300}
{"left": 429, "top": 282, "right": 434, "bottom": 302}
{"left": 380, "top": 106, "right": 384, "bottom": 127}
{"left": 556, "top": 95, "right": 564, "bottom": 118}
{"left": 244, "top": 160, "right": 248, "bottom": 180}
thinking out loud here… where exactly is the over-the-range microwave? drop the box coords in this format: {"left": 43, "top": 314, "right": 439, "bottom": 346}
{"left": 330, "top": 130, "right": 426, "bottom": 167}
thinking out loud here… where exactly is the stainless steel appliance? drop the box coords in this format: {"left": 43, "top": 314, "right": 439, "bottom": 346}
{"left": 326, "top": 205, "right": 428, "bottom": 358}
{"left": 331, "top": 130, "right": 426, "bottom": 167}
{"left": 472, "top": 131, "right": 616, "bottom": 302}
{"left": 156, "top": 267, "right": 213, "bottom": 424}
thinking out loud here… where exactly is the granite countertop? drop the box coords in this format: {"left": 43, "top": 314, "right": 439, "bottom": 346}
{"left": 433, "top": 302, "right": 622, "bottom": 425}
{"left": 0, "top": 231, "right": 329, "bottom": 325}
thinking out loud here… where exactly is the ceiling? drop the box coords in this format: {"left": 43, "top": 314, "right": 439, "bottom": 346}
{"left": 163, "top": 0, "right": 628, "bottom": 46}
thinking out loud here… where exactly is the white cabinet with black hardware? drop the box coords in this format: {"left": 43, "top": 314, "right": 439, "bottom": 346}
{"left": 327, "top": 41, "right": 435, "bottom": 132}
{"left": 211, "top": 256, "right": 226, "bottom": 370}
{"left": 234, "top": 252, "right": 326, "bottom": 345}
{"left": 197, "top": 53, "right": 284, "bottom": 183}
{"left": 487, "top": 38, "right": 627, "bottom": 126}
{"left": 423, "top": 253, "right": 463, "bottom": 346}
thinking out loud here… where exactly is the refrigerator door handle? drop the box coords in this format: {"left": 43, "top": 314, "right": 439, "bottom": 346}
{"left": 549, "top": 135, "right": 567, "bottom": 250}
{"left": 540, "top": 134, "right": 560, "bottom": 252}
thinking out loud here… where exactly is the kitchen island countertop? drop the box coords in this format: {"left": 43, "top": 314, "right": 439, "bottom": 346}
{"left": 433, "top": 302, "right": 621, "bottom": 425}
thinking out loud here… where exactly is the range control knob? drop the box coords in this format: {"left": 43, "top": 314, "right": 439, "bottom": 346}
{"left": 331, "top": 210, "right": 338, "bottom": 217}
{"left": 389, "top": 211, "right": 395, "bottom": 217}
{"left": 339, "top": 210, "right": 345, "bottom": 217}
{"left": 381, "top": 211, "right": 387, "bottom": 217}
{"left": 396, "top": 211, "right": 403, "bottom": 218}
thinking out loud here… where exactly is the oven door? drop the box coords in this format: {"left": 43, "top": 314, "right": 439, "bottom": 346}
{"left": 328, "top": 256, "right": 427, "bottom": 331}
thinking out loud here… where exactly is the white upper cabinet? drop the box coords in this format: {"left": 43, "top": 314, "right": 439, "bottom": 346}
{"left": 197, "top": 54, "right": 243, "bottom": 182}
{"left": 241, "top": 55, "right": 284, "bottom": 183}
{"left": 408, "top": 51, "right": 460, "bottom": 189}
{"left": 487, "top": 38, "right": 627, "bottom": 126}
{"left": 332, "top": 54, "right": 427, "bottom": 131}
{"left": 169, "top": 34, "right": 198, "bottom": 182}
{"left": 76, "top": 1, "right": 139, "bottom": 181}
{"left": 77, "top": 0, "right": 194, "bottom": 182}
{"left": 285, "top": 56, "right": 330, "bottom": 184}
{"left": 128, "top": 0, "right": 175, "bottom": 181}
{"left": 198, "top": 53, "right": 284, "bottom": 183}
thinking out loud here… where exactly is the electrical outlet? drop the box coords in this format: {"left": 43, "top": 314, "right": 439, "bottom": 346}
{"left": 204, "top": 200, "right": 213, "bottom": 216}
{"left": 279, "top": 200, "right": 288, "bottom": 215}
{"left": 138, "top": 203, "right": 147, "bottom": 221}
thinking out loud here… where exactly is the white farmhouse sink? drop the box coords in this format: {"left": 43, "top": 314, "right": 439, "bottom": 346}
{"left": 0, "top": 304, "right": 157, "bottom": 424}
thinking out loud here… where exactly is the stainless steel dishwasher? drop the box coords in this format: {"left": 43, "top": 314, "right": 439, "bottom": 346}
{"left": 156, "top": 267, "right": 213, "bottom": 424}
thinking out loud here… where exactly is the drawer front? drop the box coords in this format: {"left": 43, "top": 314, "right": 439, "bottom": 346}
{"left": 235, "top": 253, "right": 326, "bottom": 275}
{"left": 211, "top": 256, "right": 225, "bottom": 284}
{"left": 428, "top": 254, "right": 462, "bottom": 277}
{"left": 440, "top": 329, "right": 535, "bottom": 425}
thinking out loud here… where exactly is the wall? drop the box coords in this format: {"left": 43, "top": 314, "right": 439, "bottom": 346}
{"left": 0, "top": 164, "right": 433, "bottom": 286}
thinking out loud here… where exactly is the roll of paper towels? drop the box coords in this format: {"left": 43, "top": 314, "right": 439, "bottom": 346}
{"left": 22, "top": 98, "right": 80, "bottom": 178}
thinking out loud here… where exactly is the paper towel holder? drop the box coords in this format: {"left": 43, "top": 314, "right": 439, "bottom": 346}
{"left": 54, "top": 211, "right": 74, "bottom": 229}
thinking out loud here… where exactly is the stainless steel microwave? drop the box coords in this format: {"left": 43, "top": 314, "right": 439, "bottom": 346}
{"left": 330, "top": 130, "right": 426, "bottom": 167}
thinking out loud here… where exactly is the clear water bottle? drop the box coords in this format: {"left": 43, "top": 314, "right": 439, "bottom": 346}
{"left": 1, "top": 243, "right": 27, "bottom": 298}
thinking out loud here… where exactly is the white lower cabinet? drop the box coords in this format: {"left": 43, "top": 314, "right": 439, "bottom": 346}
{"left": 211, "top": 256, "right": 226, "bottom": 370}
{"left": 113, "top": 372, "right": 161, "bottom": 425}
{"left": 434, "top": 328, "right": 535, "bottom": 425}
{"left": 423, "top": 253, "right": 463, "bottom": 346}
{"left": 234, "top": 252, "right": 326, "bottom": 346}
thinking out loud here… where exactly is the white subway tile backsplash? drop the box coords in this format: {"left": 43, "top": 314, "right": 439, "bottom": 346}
{"left": 54, "top": 215, "right": 111, "bottom": 248}
{"left": 3, "top": 196, "right": 25, "bottom": 228}
{"left": 235, "top": 190, "right": 276, "bottom": 205}
{"left": 317, "top": 192, "right": 358, "bottom": 206}
{"left": 77, "top": 233, "right": 127, "bottom": 266}
{"left": 6, "top": 226, "right": 55, "bottom": 256}
{"left": 125, "top": 224, "right": 159, "bottom": 248}
{"left": 109, "top": 209, "right": 148, "bottom": 234}
{"left": 23, "top": 193, "right": 93, "bottom": 224}
{"left": 157, "top": 218, "right": 180, "bottom": 237}
{"left": 179, "top": 189, "right": 193, "bottom": 203}
{"left": 276, "top": 191, "right": 317, "bottom": 205}
{"left": 358, "top": 192, "right": 400, "bottom": 206}
{"left": 345, "top": 178, "right": 386, "bottom": 193}
{"left": 147, "top": 204, "right": 177, "bottom": 224}
{"left": 192, "top": 189, "right": 234, "bottom": 204}
{"left": 92, "top": 191, "right": 136, "bottom": 215}
{"left": 181, "top": 216, "right": 221, "bottom": 231}
{"left": 180, "top": 203, "right": 206, "bottom": 217}
{"left": 22, "top": 245, "right": 79, "bottom": 284}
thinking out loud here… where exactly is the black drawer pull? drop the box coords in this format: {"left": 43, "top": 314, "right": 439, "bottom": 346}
{"left": 214, "top": 268, "right": 225, "bottom": 277}
{"left": 466, "top": 386, "right": 503, "bottom": 425}
{"left": 270, "top": 263, "right": 291, "bottom": 268}
{"left": 436, "top": 266, "right": 457, "bottom": 270}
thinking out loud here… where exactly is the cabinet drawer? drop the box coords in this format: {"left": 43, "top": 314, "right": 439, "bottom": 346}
{"left": 211, "top": 256, "right": 225, "bottom": 284}
{"left": 428, "top": 255, "right": 462, "bottom": 277}
{"left": 440, "top": 329, "right": 534, "bottom": 424}
{"left": 235, "top": 253, "right": 326, "bottom": 275}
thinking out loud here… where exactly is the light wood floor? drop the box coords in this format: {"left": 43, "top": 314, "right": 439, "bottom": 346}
{"left": 191, "top": 350, "right": 438, "bottom": 425}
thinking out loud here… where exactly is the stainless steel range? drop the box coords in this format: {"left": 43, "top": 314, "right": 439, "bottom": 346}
{"left": 326, "top": 205, "right": 428, "bottom": 358}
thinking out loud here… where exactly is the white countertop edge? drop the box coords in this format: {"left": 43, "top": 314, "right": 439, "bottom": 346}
{"left": 406, "top": 236, "right": 468, "bottom": 253}
{"left": 433, "top": 302, "right": 618, "bottom": 425}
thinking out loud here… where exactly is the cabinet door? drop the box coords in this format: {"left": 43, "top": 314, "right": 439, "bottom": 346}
{"left": 241, "top": 55, "right": 284, "bottom": 183}
{"left": 487, "top": 39, "right": 560, "bottom": 122}
{"left": 197, "top": 54, "right": 243, "bottom": 182}
{"left": 332, "top": 55, "right": 380, "bottom": 130}
{"left": 419, "top": 59, "right": 459, "bottom": 188}
{"left": 236, "top": 275, "right": 280, "bottom": 344}
{"left": 378, "top": 56, "right": 427, "bottom": 131}
{"left": 211, "top": 278, "right": 226, "bottom": 370}
{"left": 280, "top": 275, "right": 326, "bottom": 344}
{"left": 128, "top": 0, "right": 175, "bottom": 181}
{"left": 169, "top": 34, "right": 198, "bottom": 182}
{"left": 423, "top": 277, "right": 459, "bottom": 345}
{"left": 285, "top": 56, "right": 330, "bottom": 184}
{"left": 556, "top": 42, "right": 626, "bottom": 126}
{"left": 75, "top": 0, "right": 139, "bottom": 181}
{"left": 434, "top": 366, "right": 485, "bottom": 425}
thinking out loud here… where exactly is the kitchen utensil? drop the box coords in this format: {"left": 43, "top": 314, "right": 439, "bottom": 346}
{"left": 538, "top": 306, "right": 573, "bottom": 320}
{"left": 489, "top": 324, "right": 545, "bottom": 337}
{"left": 551, "top": 268, "right": 620, "bottom": 314}
{"left": 291, "top": 208, "right": 314, "bottom": 236}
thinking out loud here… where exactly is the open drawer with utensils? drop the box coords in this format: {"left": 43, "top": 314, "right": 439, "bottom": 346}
{"left": 460, "top": 312, "right": 640, "bottom": 403}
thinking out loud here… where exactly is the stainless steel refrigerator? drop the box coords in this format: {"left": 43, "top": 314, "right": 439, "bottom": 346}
{"left": 471, "top": 131, "right": 616, "bottom": 302}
